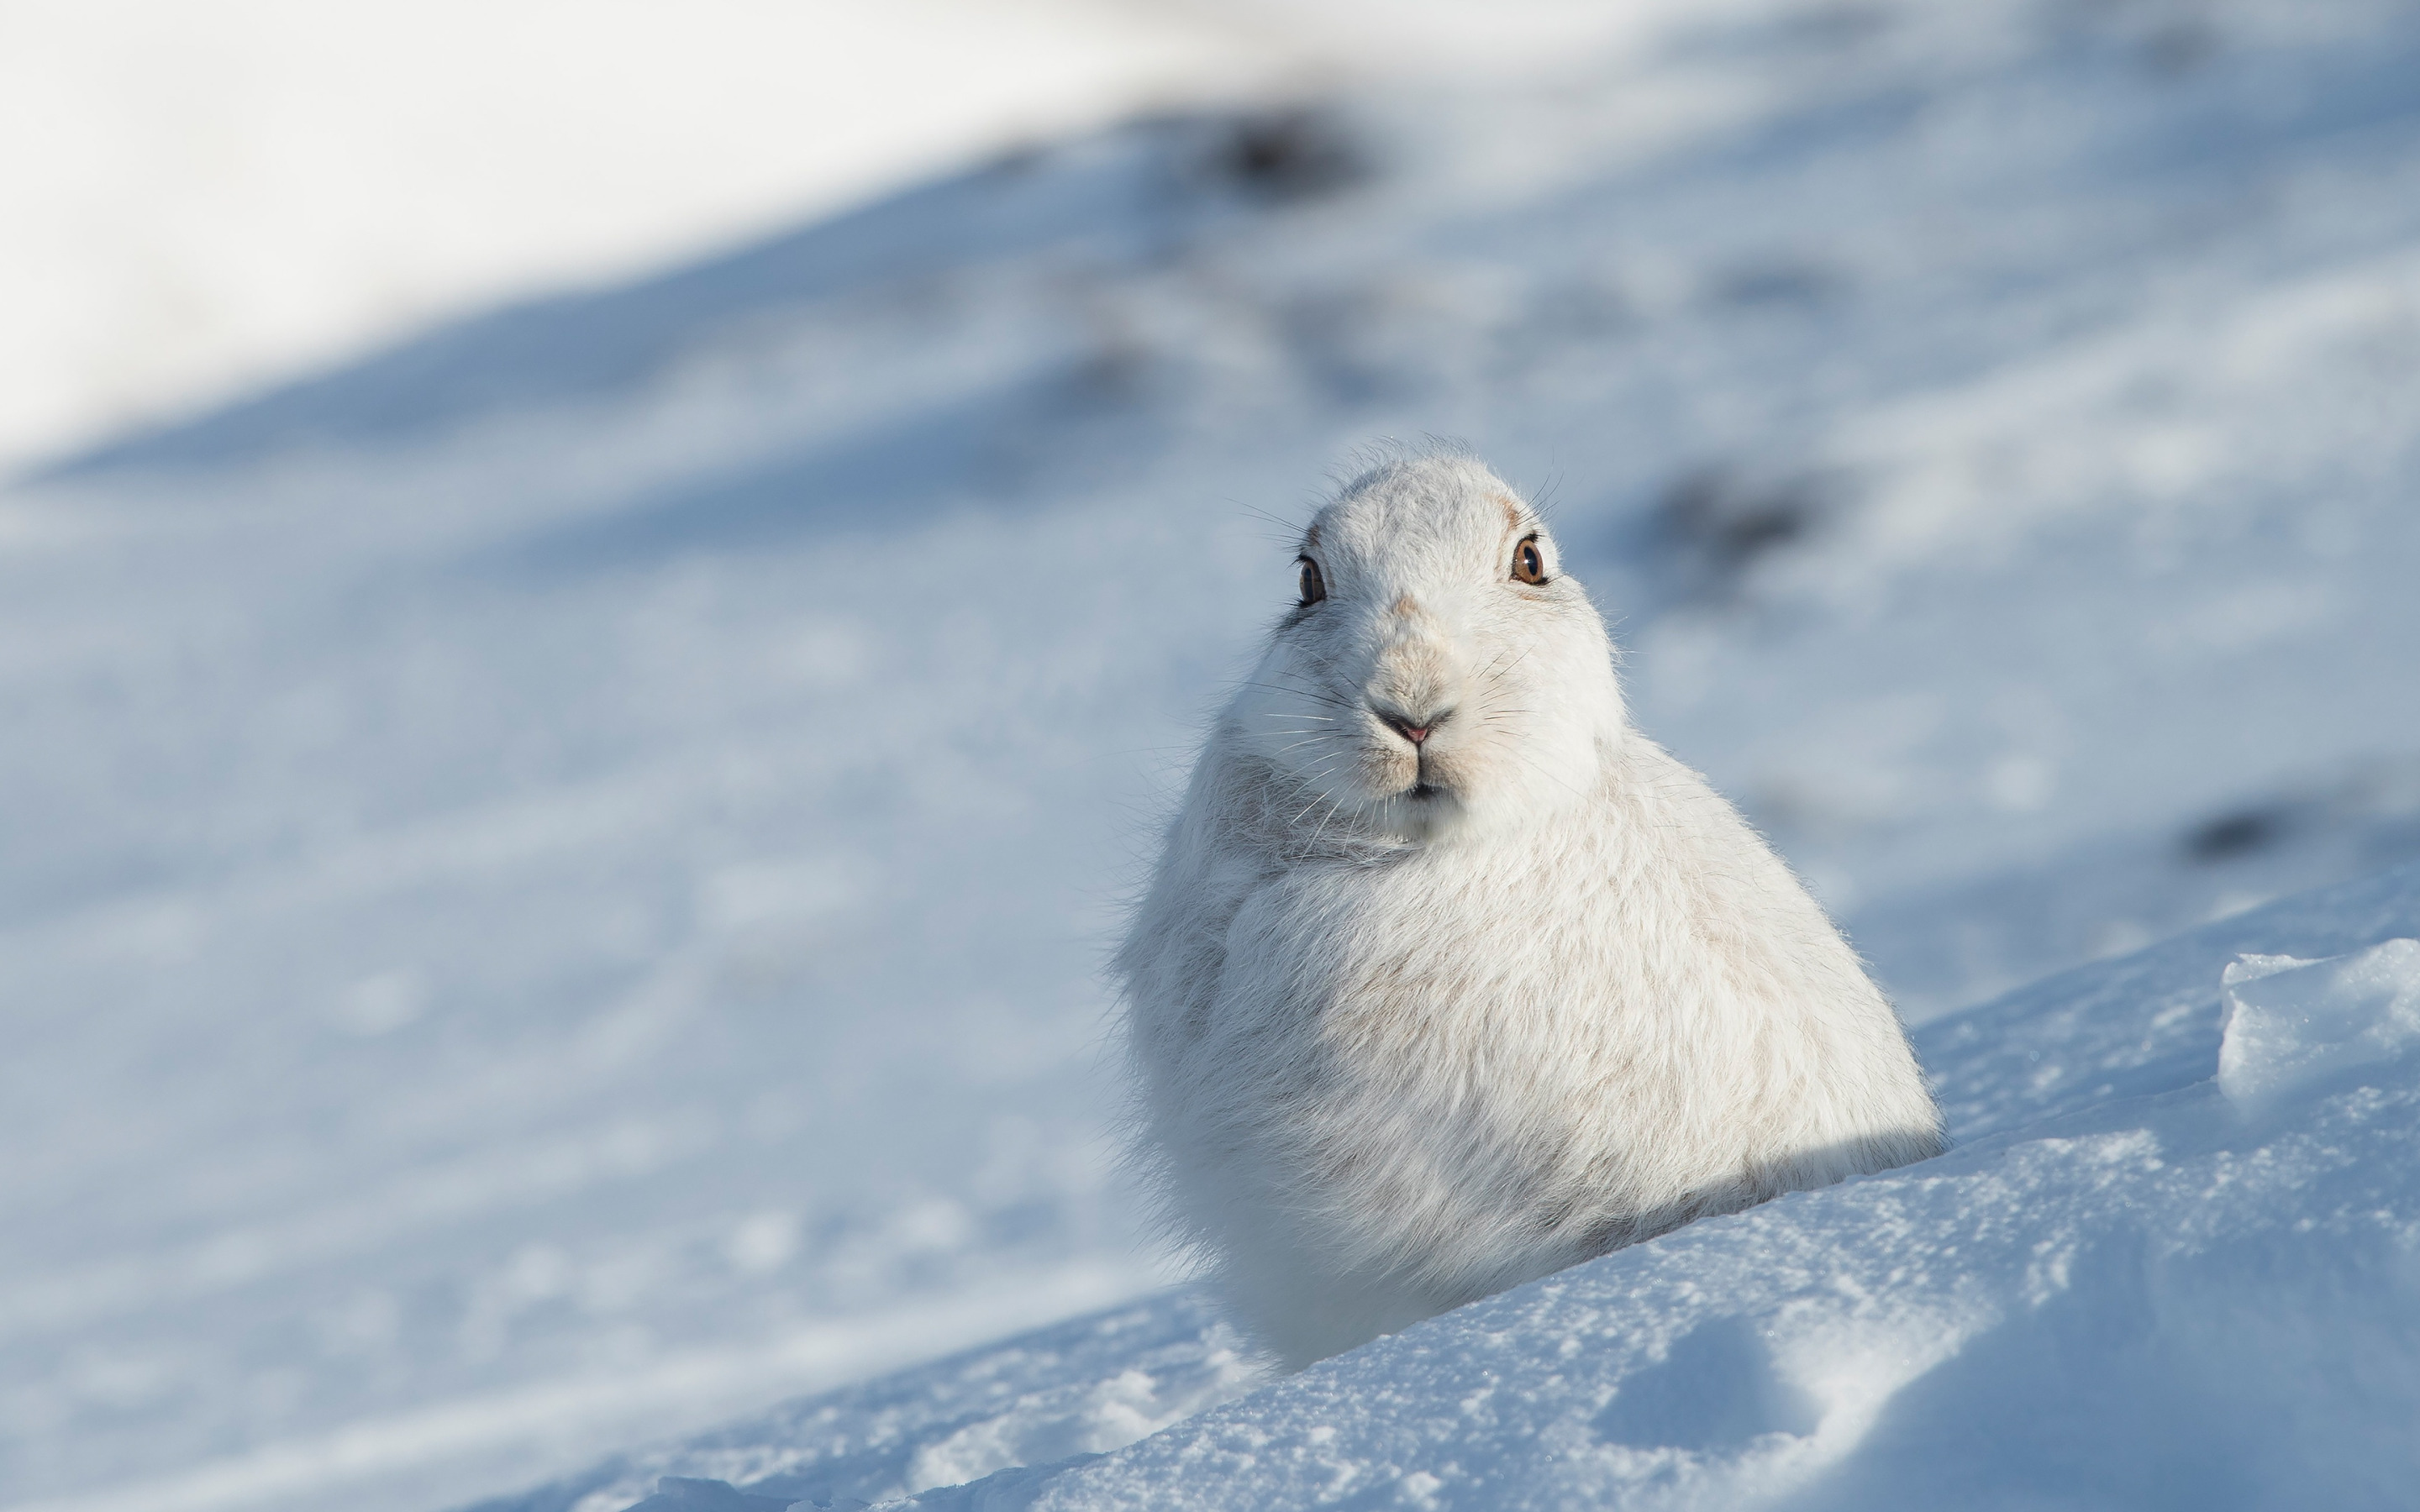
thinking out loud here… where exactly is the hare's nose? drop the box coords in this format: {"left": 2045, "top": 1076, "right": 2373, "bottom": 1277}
{"left": 1377, "top": 707, "right": 1449, "bottom": 747}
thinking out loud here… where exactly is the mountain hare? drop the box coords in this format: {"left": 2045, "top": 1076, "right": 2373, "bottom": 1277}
{"left": 1118, "top": 451, "right": 1943, "bottom": 1368}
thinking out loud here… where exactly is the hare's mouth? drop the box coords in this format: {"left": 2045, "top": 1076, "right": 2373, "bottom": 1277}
{"left": 1373, "top": 772, "right": 1465, "bottom": 843}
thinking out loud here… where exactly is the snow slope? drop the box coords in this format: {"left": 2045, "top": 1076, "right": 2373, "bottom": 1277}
{"left": 0, "top": 0, "right": 1733, "bottom": 472}
{"left": 0, "top": 0, "right": 1281, "bottom": 471}
{"left": 6, "top": 0, "right": 2420, "bottom": 1508}
{"left": 471, "top": 860, "right": 2420, "bottom": 1512}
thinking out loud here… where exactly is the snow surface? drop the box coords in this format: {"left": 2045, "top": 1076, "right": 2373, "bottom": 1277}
{"left": 7, "top": 0, "right": 2420, "bottom": 1508}
{"left": 468, "top": 862, "right": 2420, "bottom": 1510}
{"left": 0, "top": 0, "right": 1714, "bottom": 471}
{"left": 0, "top": 0, "right": 1305, "bottom": 471}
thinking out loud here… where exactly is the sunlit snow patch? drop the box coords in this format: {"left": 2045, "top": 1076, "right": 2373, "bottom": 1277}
{"left": 2217, "top": 939, "right": 2420, "bottom": 1108}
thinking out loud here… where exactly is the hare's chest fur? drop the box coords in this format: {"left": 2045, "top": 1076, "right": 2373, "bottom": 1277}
{"left": 1128, "top": 749, "right": 1939, "bottom": 1368}
{"left": 1202, "top": 834, "right": 1691, "bottom": 1206}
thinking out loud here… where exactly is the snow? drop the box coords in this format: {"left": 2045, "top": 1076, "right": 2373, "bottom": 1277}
{"left": 6, "top": 0, "right": 2420, "bottom": 1508}
{"left": 467, "top": 863, "right": 2420, "bottom": 1510}
{"left": 0, "top": 0, "right": 1270, "bottom": 471}
{"left": 2217, "top": 940, "right": 2420, "bottom": 1108}
{"left": 0, "top": 0, "right": 1712, "bottom": 473}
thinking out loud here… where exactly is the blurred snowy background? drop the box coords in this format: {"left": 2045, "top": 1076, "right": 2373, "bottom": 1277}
{"left": 3, "top": 2, "right": 2417, "bottom": 1510}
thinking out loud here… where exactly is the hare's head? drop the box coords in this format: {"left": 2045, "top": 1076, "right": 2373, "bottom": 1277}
{"left": 1231, "top": 453, "right": 1624, "bottom": 845}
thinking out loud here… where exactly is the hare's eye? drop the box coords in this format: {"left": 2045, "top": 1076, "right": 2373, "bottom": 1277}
{"left": 1512, "top": 536, "right": 1548, "bottom": 585}
{"left": 1297, "top": 558, "right": 1327, "bottom": 606}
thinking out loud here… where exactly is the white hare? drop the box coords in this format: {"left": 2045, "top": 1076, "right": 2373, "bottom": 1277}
{"left": 1118, "top": 450, "right": 1943, "bottom": 1368}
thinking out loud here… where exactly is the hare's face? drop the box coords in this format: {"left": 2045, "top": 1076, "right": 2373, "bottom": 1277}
{"left": 1233, "top": 456, "right": 1623, "bottom": 844}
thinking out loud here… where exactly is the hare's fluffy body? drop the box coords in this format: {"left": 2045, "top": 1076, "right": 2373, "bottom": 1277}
{"left": 1118, "top": 453, "right": 1943, "bottom": 1368}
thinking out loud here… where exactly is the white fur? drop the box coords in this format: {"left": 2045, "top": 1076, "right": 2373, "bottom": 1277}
{"left": 1116, "top": 451, "right": 1944, "bottom": 1368}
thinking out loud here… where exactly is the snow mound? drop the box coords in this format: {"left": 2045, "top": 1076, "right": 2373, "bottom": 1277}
{"left": 475, "top": 861, "right": 2420, "bottom": 1512}
{"left": 2219, "top": 941, "right": 2420, "bottom": 1108}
